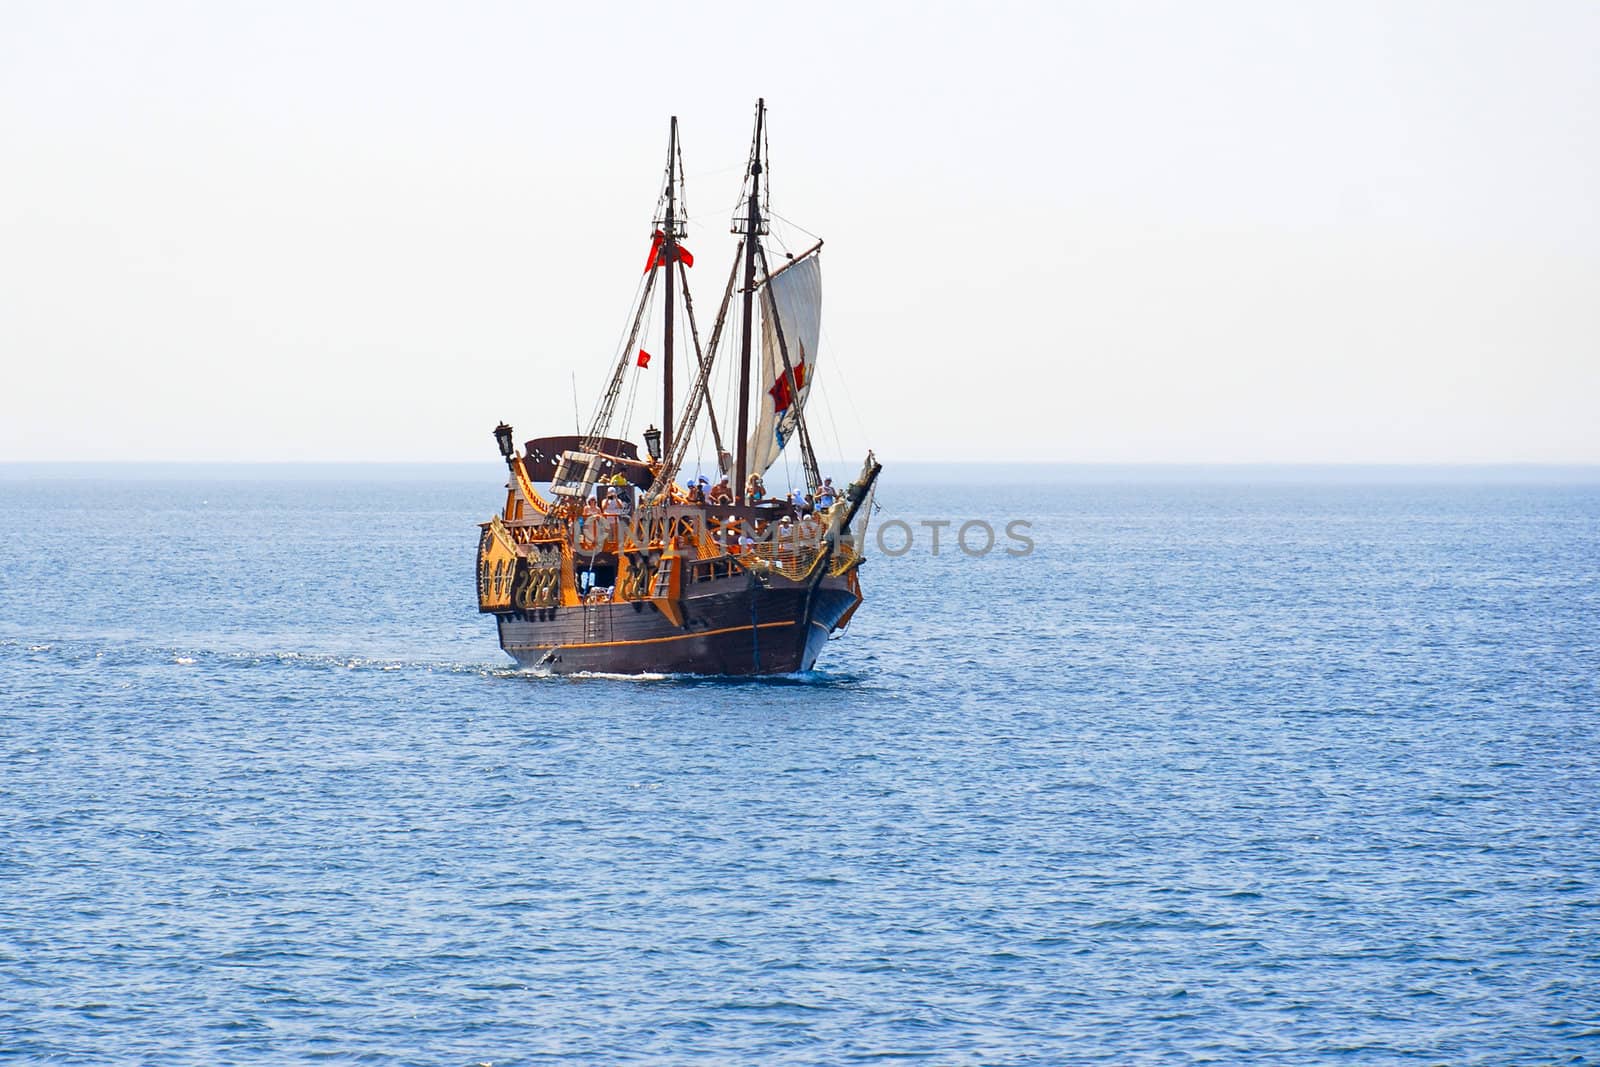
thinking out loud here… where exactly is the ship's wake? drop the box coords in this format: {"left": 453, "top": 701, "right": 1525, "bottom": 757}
{"left": 0, "top": 635, "right": 509, "bottom": 679}
{"left": 1, "top": 635, "right": 862, "bottom": 687}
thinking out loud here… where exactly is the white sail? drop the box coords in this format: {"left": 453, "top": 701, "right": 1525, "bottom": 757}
{"left": 746, "top": 254, "right": 821, "bottom": 479}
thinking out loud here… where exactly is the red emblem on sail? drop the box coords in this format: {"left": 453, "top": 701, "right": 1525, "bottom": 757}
{"left": 768, "top": 363, "right": 806, "bottom": 413}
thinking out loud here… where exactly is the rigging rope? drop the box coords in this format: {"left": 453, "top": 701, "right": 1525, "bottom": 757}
{"left": 817, "top": 322, "right": 871, "bottom": 455}
{"left": 616, "top": 293, "right": 653, "bottom": 446}
{"left": 583, "top": 267, "right": 658, "bottom": 453}
{"left": 649, "top": 244, "right": 741, "bottom": 497}
{"left": 675, "top": 258, "right": 724, "bottom": 461}
{"left": 585, "top": 268, "right": 651, "bottom": 435}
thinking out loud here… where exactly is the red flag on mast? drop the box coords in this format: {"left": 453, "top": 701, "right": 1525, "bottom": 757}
{"left": 636, "top": 349, "right": 651, "bottom": 369}
{"left": 645, "top": 230, "right": 693, "bottom": 272}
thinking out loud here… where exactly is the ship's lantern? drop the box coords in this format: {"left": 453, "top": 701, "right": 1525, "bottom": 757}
{"left": 493, "top": 422, "right": 515, "bottom": 460}
{"left": 643, "top": 424, "right": 662, "bottom": 461}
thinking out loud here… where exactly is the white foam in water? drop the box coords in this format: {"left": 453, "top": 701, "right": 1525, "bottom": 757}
{"left": 564, "top": 670, "right": 672, "bottom": 681}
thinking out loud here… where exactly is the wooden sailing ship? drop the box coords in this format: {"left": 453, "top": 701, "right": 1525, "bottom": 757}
{"left": 476, "top": 101, "right": 882, "bottom": 675}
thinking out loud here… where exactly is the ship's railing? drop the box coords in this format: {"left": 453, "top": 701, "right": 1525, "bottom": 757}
{"left": 686, "top": 556, "right": 742, "bottom": 584}
{"left": 499, "top": 502, "right": 859, "bottom": 582}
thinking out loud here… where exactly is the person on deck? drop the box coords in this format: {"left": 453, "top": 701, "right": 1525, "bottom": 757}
{"left": 816, "top": 477, "right": 836, "bottom": 508}
{"left": 685, "top": 480, "right": 705, "bottom": 504}
{"left": 601, "top": 488, "right": 626, "bottom": 541}
{"left": 746, "top": 473, "right": 766, "bottom": 502}
{"left": 708, "top": 477, "right": 732, "bottom": 506}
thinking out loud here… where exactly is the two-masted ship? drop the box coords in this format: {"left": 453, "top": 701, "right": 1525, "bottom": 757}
{"left": 475, "top": 101, "right": 881, "bottom": 675}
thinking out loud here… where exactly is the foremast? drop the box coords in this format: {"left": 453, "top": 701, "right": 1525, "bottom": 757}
{"left": 732, "top": 99, "right": 822, "bottom": 501}
{"left": 656, "top": 116, "right": 686, "bottom": 458}
{"left": 733, "top": 103, "right": 763, "bottom": 504}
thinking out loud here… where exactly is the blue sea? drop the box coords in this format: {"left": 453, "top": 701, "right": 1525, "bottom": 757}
{"left": 2, "top": 465, "right": 1598, "bottom": 1064}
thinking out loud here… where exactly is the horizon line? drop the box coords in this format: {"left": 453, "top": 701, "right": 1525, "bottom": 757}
{"left": 5, "top": 459, "right": 1600, "bottom": 487}
{"left": 5, "top": 460, "right": 1600, "bottom": 468}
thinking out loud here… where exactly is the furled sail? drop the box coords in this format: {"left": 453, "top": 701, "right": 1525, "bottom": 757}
{"left": 746, "top": 254, "right": 821, "bottom": 478}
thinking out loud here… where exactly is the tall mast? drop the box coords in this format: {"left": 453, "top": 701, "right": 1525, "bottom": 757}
{"left": 734, "top": 99, "right": 765, "bottom": 505}
{"left": 657, "top": 117, "right": 682, "bottom": 457}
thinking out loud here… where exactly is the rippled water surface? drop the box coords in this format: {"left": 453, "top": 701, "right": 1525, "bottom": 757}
{"left": 3, "top": 469, "right": 1598, "bottom": 1064}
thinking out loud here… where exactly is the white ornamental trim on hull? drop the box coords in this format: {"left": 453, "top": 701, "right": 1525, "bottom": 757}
{"left": 746, "top": 253, "right": 821, "bottom": 478}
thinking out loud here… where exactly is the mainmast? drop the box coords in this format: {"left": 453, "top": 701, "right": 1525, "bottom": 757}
{"left": 734, "top": 99, "right": 765, "bottom": 504}
{"left": 655, "top": 117, "right": 686, "bottom": 457}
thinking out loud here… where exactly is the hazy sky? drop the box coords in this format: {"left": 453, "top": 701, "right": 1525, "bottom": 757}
{"left": 2, "top": 1, "right": 1596, "bottom": 464}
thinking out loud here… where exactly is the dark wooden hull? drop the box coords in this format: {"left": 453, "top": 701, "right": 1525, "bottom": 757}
{"left": 495, "top": 572, "right": 859, "bottom": 675}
